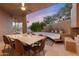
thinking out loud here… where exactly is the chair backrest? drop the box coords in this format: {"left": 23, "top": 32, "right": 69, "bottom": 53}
{"left": 3, "top": 35, "right": 10, "bottom": 44}
{"left": 40, "top": 39, "right": 45, "bottom": 51}
{"left": 8, "top": 37, "right": 15, "bottom": 48}
{"left": 14, "top": 39, "right": 25, "bottom": 53}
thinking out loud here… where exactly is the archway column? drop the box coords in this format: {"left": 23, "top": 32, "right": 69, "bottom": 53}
{"left": 21, "top": 15, "right": 27, "bottom": 33}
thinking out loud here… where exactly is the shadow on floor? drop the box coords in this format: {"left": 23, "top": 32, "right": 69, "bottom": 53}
{"left": 45, "top": 39, "right": 54, "bottom": 46}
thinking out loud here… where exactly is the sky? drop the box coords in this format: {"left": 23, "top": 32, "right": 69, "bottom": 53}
{"left": 26, "top": 3, "right": 66, "bottom": 27}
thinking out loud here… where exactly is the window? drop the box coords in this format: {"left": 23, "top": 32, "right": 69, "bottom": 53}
{"left": 12, "top": 22, "right": 22, "bottom": 34}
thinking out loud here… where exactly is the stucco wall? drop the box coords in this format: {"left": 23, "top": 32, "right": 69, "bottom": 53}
{"left": 71, "top": 3, "right": 77, "bottom": 27}
{"left": 0, "top": 10, "right": 13, "bottom": 42}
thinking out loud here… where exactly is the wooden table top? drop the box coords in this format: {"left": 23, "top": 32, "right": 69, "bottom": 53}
{"left": 6, "top": 34, "right": 46, "bottom": 45}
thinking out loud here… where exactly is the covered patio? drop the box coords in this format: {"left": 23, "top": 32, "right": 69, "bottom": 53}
{"left": 0, "top": 3, "right": 79, "bottom": 56}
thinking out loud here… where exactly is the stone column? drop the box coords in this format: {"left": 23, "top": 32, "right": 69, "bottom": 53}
{"left": 21, "top": 15, "right": 27, "bottom": 33}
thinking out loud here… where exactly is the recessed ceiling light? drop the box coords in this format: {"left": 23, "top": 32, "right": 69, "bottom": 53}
{"left": 21, "top": 7, "right": 26, "bottom": 11}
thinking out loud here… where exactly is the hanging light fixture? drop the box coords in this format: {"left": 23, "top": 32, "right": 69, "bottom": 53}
{"left": 21, "top": 3, "right": 26, "bottom": 11}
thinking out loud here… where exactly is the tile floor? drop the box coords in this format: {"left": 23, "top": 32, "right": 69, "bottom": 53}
{"left": 0, "top": 40, "right": 77, "bottom": 56}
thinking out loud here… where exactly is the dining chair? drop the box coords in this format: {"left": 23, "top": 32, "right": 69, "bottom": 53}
{"left": 31, "top": 39, "right": 46, "bottom": 56}
{"left": 3, "top": 35, "right": 14, "bottom": 55}
{"left": 8, "top": 37, "right": 15, "bottom": 55}
{"left": 32, "top": 34, "right": 46, "bottom": 47}
{"left": 3, "top": 35, "right": 10, "bottom": 50}
{"left": 13, "top": 39, "right": 30, "bottom": 56}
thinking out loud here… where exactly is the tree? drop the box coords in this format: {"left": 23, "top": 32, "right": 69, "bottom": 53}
{"left": 40, "top": 22, "right": 46, "bottom": 29}
{"left": 58, "top": 3, "right": 72, "bottom": 19}
{"left": 30, "top": 22, "right": 46, "bottom": 32}
{"left": 30, "top": 3, "right": 72, "bottom": 32}
{"left": 43, "top": 4, "right": 72, "bottom": 24}
{"left": 43, "top": 16, "right": 52, "bottom": 24}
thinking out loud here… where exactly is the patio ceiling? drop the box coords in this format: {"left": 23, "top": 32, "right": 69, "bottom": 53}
{"left": 0, "top": 3, "right": 55, "bottom": 17}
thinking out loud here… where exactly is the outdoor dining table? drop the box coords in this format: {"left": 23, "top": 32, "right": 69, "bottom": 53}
{"left": 6, "top": 33, "right": 46, "bottom": 45}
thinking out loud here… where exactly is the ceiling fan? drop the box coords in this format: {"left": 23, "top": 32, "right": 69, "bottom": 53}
{"left": 20, "top": 3, "right": 32, "bottom": 12}
{"left": 21, "top": 3, "right": 26, "bottom": 11}
{"left": 15, "top": 3, "right": 32, "bottom": 16}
